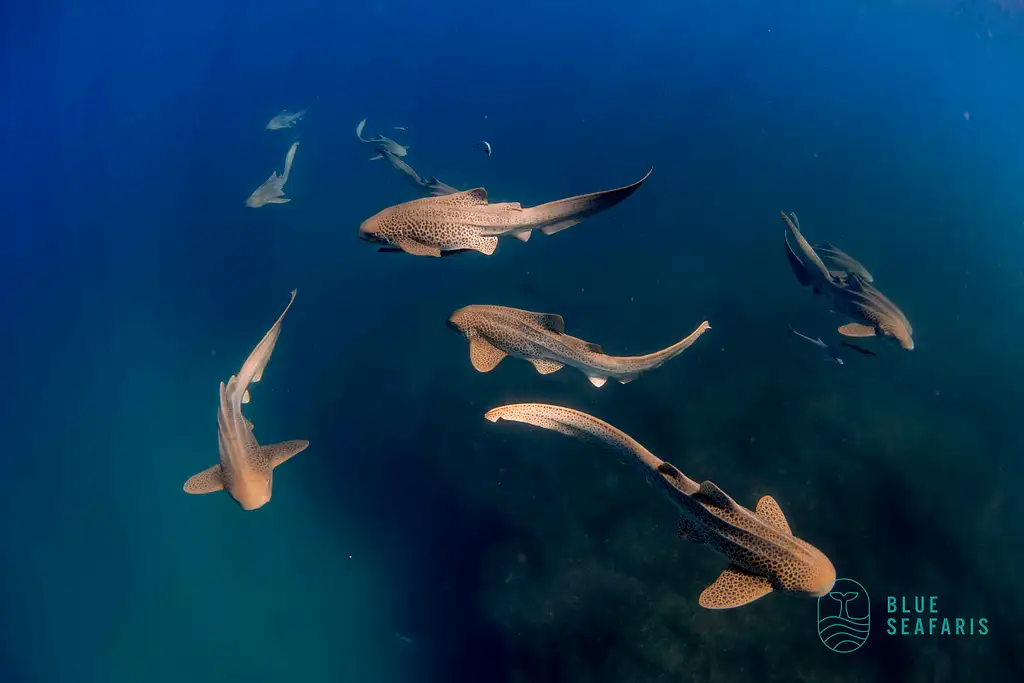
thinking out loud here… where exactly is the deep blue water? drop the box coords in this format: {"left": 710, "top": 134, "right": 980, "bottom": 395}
{"left": 2, "top": 1, "right": 1024, "bottom": 682}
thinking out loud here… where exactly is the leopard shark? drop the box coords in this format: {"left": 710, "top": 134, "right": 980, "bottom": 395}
{"left": 183, "top": 289, "right": 309, "bottom": 511}
{"left": 782, "top": 211, "right": 913, "bottom": 350}
{"left": 484, "top": 403, "right": 837, "bottom": 609}
{"left": 447, "top": 304, "right": 710, "bottom": 387}
{"left": 246, "top": 141, "right": 299, "bottom": 208}
{"left": 358, "top": 168, "right": 652, "bottom": 257}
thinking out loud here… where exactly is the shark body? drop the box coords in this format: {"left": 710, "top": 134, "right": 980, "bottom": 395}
{"left": 485, "top": 403, "right": 837, "bottom": 609}
{"left": 183, "top": 290, "right": 309, "bottom": 511}
{"left": 246, "top": 141, "right": 299, "bottom": 208}
{"left": 265, "top": 109, "right": 306, "bottom": 130}
{"left": 447, "top": 305, "right": 709, "bottom": 387}
{"left": 782, "top": 211, "right": 913, "bottom": 350}
{"left": 357, "top": 118, "right": 409, "bottom": 159}
{"left": 359, "top": 168, "right": 652, "bottom": 257}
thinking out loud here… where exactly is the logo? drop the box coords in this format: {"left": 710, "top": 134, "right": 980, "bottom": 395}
{"left": 817, "top": 578, "right": 871, "bottom": 653}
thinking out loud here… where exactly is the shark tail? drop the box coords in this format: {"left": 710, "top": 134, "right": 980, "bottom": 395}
{"left": 519, "top": 167, "right": 652, "bottom": 236}
{"left": 281, "top": 141, "right": 299, "bottom": 183}
{"left": 618, "top": 320, "right": 711, "bottom": 373}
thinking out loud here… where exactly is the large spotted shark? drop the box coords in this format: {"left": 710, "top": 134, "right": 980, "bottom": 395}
{"left": 358, "top": 168, "right": 652, "bottom": 257}
{"left": 485, "top": 403, "right": 837, "bottom": 609}
{"left": 447, "top": 305, "right": 710, "bottom": 387}
{"left": 183, "top": 290, "right": 309, "bottom": 511}
{"left": 782, "top": 211, "right": 913, "bottom": 350}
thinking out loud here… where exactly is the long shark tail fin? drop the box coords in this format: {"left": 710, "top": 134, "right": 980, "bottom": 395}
{"left": 627, "top": 320, "right": 711, "bottom": 372}
{"left": 484, "top": 403, "right": 700, "bottom": 494}
{"left": 281, "top": 141, "right": 299, "bottom": 183}
{"left": 526, "top": 167, "right": 652, "bottom": 236}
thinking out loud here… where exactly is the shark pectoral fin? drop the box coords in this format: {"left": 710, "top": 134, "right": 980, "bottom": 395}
{"left": 699, "top": 565, "right": 774, "bottom": 609}
{"left": 242, "top": 390, "right": 251, "bottom": 404}
{"left": 469, "top": 337, "right": 507, "bottom": 372}
{"left": 469, "top": 235, "right": 498, "bottom": 255}
{"left": 368, "top": 154, "right": 384, "bottom": 161}
{"left": 677, "top": 516, "right": 704, "bottom": 543}
{"left": 754, "top": 495, "right": 792, "bottom": 535}
{"left": 829, "top": 269, "right": 848, "bottom": 280}
{"left": 617, "top": 374, "right": 637, "bottom": 384}
{"left": 512, "top": 230, "right": 532, "bottom": 242}
{"left": 530, "top": 358, "right": 564, "bottom": 375}
{"left": 838, "top": 323, "right": 876, "bottom": 338}
{"left": 396, "top": 238, "right": 442, "bottom": 257}
{"left": 695, "top": 481, "right": 733, "bottom": 510}
{"left": 264, "top": 439, "right": 310, "bottom": 468}
{"left": 588, "top": 376, "right": 608, "bottom": 388}
{"left": 183, "top": 464, "right": 225, "bottom": 495}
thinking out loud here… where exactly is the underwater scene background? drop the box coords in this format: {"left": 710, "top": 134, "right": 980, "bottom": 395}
{"left": 2, "top": 0, "right": 1024, "bottom": 681}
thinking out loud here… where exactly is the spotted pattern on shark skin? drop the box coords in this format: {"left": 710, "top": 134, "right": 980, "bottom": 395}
{"left": 359, "top": 169, "right": 652, "bottom": 257}
{"left": 447, "top": 305, "right": 710, "bottom": 387}
{"left": 483, "top": 403, "right": 836, "bottom": 609}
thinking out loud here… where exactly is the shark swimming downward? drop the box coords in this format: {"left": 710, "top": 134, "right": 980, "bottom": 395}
{"left": 782, "top": 211, "right": 914, "bottom": 350}
{"left": 447, "top": 305, "right": 710, "bottom": 387}
{"left": 183, "top": 290, "right": 309, "bottom": 511}
{"left": 246, "top": 141, "right": 299, "bottom": 208}
{"left": 485, "top": 404, "right": 837, "bottom": 609}
{"left": 359, "top": 168, "right": 652, "bottom": 257}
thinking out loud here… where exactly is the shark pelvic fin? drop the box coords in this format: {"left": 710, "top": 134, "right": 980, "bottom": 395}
{"left": 530, "top": 358, "right": 564, "bottom": 375}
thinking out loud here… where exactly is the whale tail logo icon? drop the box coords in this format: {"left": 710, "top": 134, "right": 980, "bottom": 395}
{"left": 817, "top": 578, "right": 870, "bottom": 653}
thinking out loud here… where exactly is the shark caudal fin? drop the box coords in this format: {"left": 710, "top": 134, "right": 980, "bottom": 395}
{"left": 625, "top": 320, "right": 711, "bottom": 373}
{"left": 526, "top": 168, "right": 652, "bottom": 236}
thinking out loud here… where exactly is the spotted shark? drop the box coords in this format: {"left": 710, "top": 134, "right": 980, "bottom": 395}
{"left": 447, "top": 305, "right": 709, "bottom": 387}
{"left": 183, "top": 290, "right": 309, "bottom": 511}
{"left": 782, "top": 211, "right": 913, "bottom": 350}
{"left": 359, "top": 168, "right": 652, "bottom": 257}
{"left": 265, "top": 108, "right": 306, "bottom": 130}
{"left": 814, "top": 242, "right": 874, "bottom": 283}
{"left": 357, "top": 118, "right": 409, "bottom": 159}
{"left": 246, "top": 141, "right": 299, "bottom": 208}
{"left": 377, "top": 147, "right": 427, "bottom": 191}
{"left": 484, "top": 403, "right": 837, "bottom": 609}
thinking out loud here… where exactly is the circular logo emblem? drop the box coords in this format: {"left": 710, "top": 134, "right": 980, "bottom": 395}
{"left": 817, "top": 578, "right": 870, "bottom": 653}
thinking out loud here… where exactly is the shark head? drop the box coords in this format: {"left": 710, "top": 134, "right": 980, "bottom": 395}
{"left": 231, "top": 475, "right": 273, "bottom": 511}
{"left": 880, "top": 321, "right": 914, "bottom": 350}
{"left": 446, "top": 307, "right": 473, "bottom": 337}
{"left": 358, "top": 207, "right": 397, "bottom": 246}
{"left": 801, "top": 548, "right": 837, "bottom": 598}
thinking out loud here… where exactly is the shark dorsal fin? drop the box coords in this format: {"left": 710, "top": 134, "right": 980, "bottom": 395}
{"left": 696, "top": 481, "right": 733, "bottom": 510}
{"left": 522, "top": 312, "right": 564, "bottom": 333}
{"left": 443, "top": 188, "right": 489, "bottom": 206}
{"left": 754, "top": 495, "right": 792, "bottom": 534}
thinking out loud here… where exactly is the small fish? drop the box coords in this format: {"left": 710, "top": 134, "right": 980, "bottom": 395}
{"left": 789, "top": 326, "right": 843, "bottom": 364}
{"left": 484, "top": 404, "right": 836, "bottom": 609}
{"left": 447, "top": 305, "right": 710, "bottom": 387}
{"left": 183, "top": 290, "right": 309, "bottom": 511}
{"left": 358, "top": 168, "right": 652, "bottom": 257}
{"left": 265, "top": 108, "right": 306, "bottom": 130}
{"left": 477, "top": 140, "right": 492, "bottom": 157}
{"left": 392, "top": 126, "right": 408, "bottom": 131}
{"left": 246, "top": 141, "right": 299, "bottom": 208}
{"left": 840, "top": 341, "right": 877, "bottom": 357}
